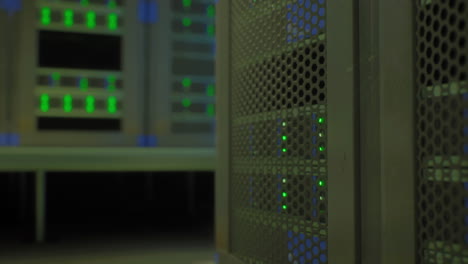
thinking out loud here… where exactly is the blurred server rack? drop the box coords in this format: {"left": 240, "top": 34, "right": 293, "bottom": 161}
{"left": 216, "top": 0, "right": 358, "bottom": 263}
{"left": 9, "top": 0, "right": 144, "bottom": 147}
{"left": 148, "top": 0, "right": 216, "bottom": 147}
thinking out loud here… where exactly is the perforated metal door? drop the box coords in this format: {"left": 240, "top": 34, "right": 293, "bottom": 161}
{"left": 229, "top": 1, "right": 328, "bottom": 263}
{"left": 415, "top": 0, "right": 468, "bottom": 262}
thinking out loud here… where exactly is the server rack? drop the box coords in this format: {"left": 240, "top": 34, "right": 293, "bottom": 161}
{"left": 217, "top": 0, "right": 467, "bottom": 263}
{"left": 8, "top": 0, "right": 144, "bottom": 147}
{"left": 148, "top": 0, "right": 216, "bottom": 147}
{"left": 216, "top": 0, "right": 358, "bottom": 263}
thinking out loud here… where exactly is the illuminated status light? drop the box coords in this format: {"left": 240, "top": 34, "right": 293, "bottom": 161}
{"left": 207, "top": 104, "right": 215, "bottom": 116}
{"left": 282, "top": 122, "right": 287, "bottom": 127}
{"left": 282, "top": 178, "right": 287, "bottom": 183}
{"left": 183, "top": 0, "right": 192, "bottom": 8}
{"left": 207, "top": 25, "right": 215, "bottom": 36}
{"left": 319, "top": 131, "right": 324, "bottom": 137}
{"left": 320, "top": 196, "right": 324, "bottom": 201}
{"left": 182, "top": 98, "right": 192, "bottom": 108}
{"left": 182, "top": 17, "right": 192, "bottom": 27}
{"left": 86, "top": 11, "right": 96, "bottom": 29}
{"left": 80, "top": 0, "right": 89, "bottom": 6}
{"left": 40, "top": 94, "right": 50, "bottom": 112}
{"left": 182, "top": 78, "right": 192, "bottom": 87}
{"left": 282, "top": 135, "right": 287, "bottom": 141}
{"left": 207, "top": 5, "right": 215, "bottom": 17}
{"left": 107, "top": 75, "right": 116, "bottom": 91}
{"left": 108, "top": 0, "right": 117, "bottom": 8}
{"left": 63, "top": 95, "right": 73, "bottom": 113}
{"left": 319, "top": 146, "right": 325, "bottom": 152}
{"left": 79, "top": 78, "right": 88, "bottom": 91}
{"left": 108, "top": 14, "right": 118, "bottom": 30}
{"left": 85, "top": 96, "right": 95, "bottom": 113}
{"left": 64, "top": 9, "right": 74, "bottom": 27}
{"left": 318, "top": 180, "right": 325, "bottom": 187}
{"left": 41, "top": 7, "right": 51, "bottom": 25}
{"left": 108, "top": 96, "right": 117, "bottom": 113}
{"left": 318, "top": 117, "right": 325, "bottom": 124}
{"left": 282, "top": 148, "right": 287, "bottom": 153}
{"left": 51, "top": 72, "right": 60, "bottom": 83}
{"left": 282, "top": 205, "right": 288, "bottom": 210}
{"left": 282, "top": 192, "right": 288, "bottom": 198}
{"left": 206, "top": 84, "right": 215, "bottom": 96}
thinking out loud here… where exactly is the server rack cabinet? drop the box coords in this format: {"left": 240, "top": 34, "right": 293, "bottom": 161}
{"left": 9, "top": 0, "right": 144, "bottom": 147}
{"left": 216, "top": 0, "right": 358, "bottom": 263}
{"left": 148, "top": 0, "right": 216, "bottom": 147}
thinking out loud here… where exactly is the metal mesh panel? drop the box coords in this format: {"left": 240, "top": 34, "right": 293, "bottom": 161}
{"left": 415, "top": 0, "right": 468, "bottom": 263}
{"left": 230, "top": 0, "right": 327, "bottom": 263}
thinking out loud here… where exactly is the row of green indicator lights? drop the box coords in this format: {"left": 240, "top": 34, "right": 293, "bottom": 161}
{"left": 182, "top": 78, "right": 215, "bottom": 96}
{"left": 40, "top": 94, "right": 117, "bottom": 114}
{"left": 41, "top": 8, "right": 118, "bottom": 30}
{"left": 48, "top": 73, "right": 117, "bottom": 91}
{"left": 181, "top": 3, "right": 215, "bottom": 36}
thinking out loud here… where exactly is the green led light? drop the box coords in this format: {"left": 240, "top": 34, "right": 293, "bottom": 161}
{"left": 282, "top": 178, "right": 287, "bottom": 183}
{"left": 108, "top": 96, "right": 117, "bottom": 113}
{"left": 108, "top": 0, "right": 117, "bottom": 8}
{"left": 63, "top": 95, "right": 73, "bottom": 113}
{"left": 81, "top": 0, "right": 89, "bottom": 6}
{"left": 319, "top": 146, "right": 325, "bottom": 152}
{"left": 319, "top": 132, "right": 324, "bottom": 137}
{"left": 52, "top": 72, "right": 60, "bottom": 82}
{"left": 318, "top": 117, "right": 325, "bottom": 124}
{"left": 183, "top": 0, "right": 192, "bottom": 7}
{"left": 108, "top": 14, "right": 118, "bottom": 30}
{"left": 207, "top": 104, "right": 215, "bottom": 116}
{"left": 282, "top": 122, "right": 287, "bottom": 127}
{"left": 282, "top": 135, "right": 287, "bottom": 141}
{"left": 40, "top": 94, "right": 50, "bottom": 113}
{"left": 182, "top": 78, "right": 192, "bottom": 87}
{"left": 206, "top": 84, "right": 215, "bottom": 96}
{"left": 320, "top": 196, "right": 324, "bottom": 201}
{"left": 318, "top": 180, "right": 325, "bottom": 187}
{"left": 282, "top": 205, "right": 287, "bottom": 210}
{"left": 282, "top": 192, "right": 288, "bottom": 198}
{"left": 182, "top": 98, "right": 192, "bottom": 108}
{"left": 85, "top": 95, "right": 95, "bottom": 113}
{"left": 207, "top": 25, "right": 215, "bottom": 36}
{"left": 79, "top": 78, "right": 88, "bottom": 91}
{"left": 86, "top": 11, "right": 96, "bottom": 29}
{"left": 64, "top": 9, "right": 74, "bottom": 27}
{"left": 41, "top": 7, "right": 51, "bottom": 25}
{"left": 282, "top": 148, "right": 287, "bottom": 153}
{"left": 207, "top": 5, "right": 215, "bottom": 17}
{"left": 107, "top": 75, "right": 116, "bottom": 91}
{"left": 182, "top": 17, "right": 192, "bottom": 27}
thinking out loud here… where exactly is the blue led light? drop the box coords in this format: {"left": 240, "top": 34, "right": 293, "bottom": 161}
{"left": 292, "top": 4, "right": 298, "bottom": 12}
{"left": 300, "top": 256, "right": 306, "bottom": 264}
{"left": 319, "top": 0, "right": 325, "bottom": 4}
{"left": 305, "top": 0, "right": 311, "bottom": 8}
{"left": 294, "top": 236, "right": 299, "bottom": 245}
{"left": 306, "top": 239, "right": 312, "bottom": 248}
{"left": 320, "top": 241, "right": 327, "bottom": 250}
{"left": 319, "top": 19, "right": 325, "bottom": 29}
{"left": 312, "top": 4, "right": 318, "bottom": 12}
{"left": 298, "top": 8, "right": 304, "bottom": 17}
{"left": 313, "top": 259, "right": 319, "bottom": 264}
{"left": 320, "top": 254, "right": 327, "bottom": 263}
{"left": 312, "top": 16, "right": 318, "bottom": 24}
{"left": 288, "top": 230, "right": 294, "bottom": 238}
{"left": 319, "top": 7, "right": 325, "bottom": 16}
{"left": 0, "top": 0, "right": 21, "bottom": 15}
{"left": 313, "top": 246, "right": 319, "bottom": 255}
{"left": 300, "top": 243, "right": 305, "bottom": 252}
{"left": 313, "top": 236, "right": 319, "bottom": 243}
{"left": 299, "top": 233, "right": 306, "bottom": 240}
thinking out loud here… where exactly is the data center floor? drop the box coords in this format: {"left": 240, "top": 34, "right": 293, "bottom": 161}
{"left": 0, "top": 229, "right": 214, "bottom": 264}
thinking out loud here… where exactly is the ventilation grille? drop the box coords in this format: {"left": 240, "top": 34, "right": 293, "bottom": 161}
{"left": 415, "top": 0, "right": 468, "bottom": 263}
{"left": 230, "top": 1, "right": 328, "bottom": 263}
